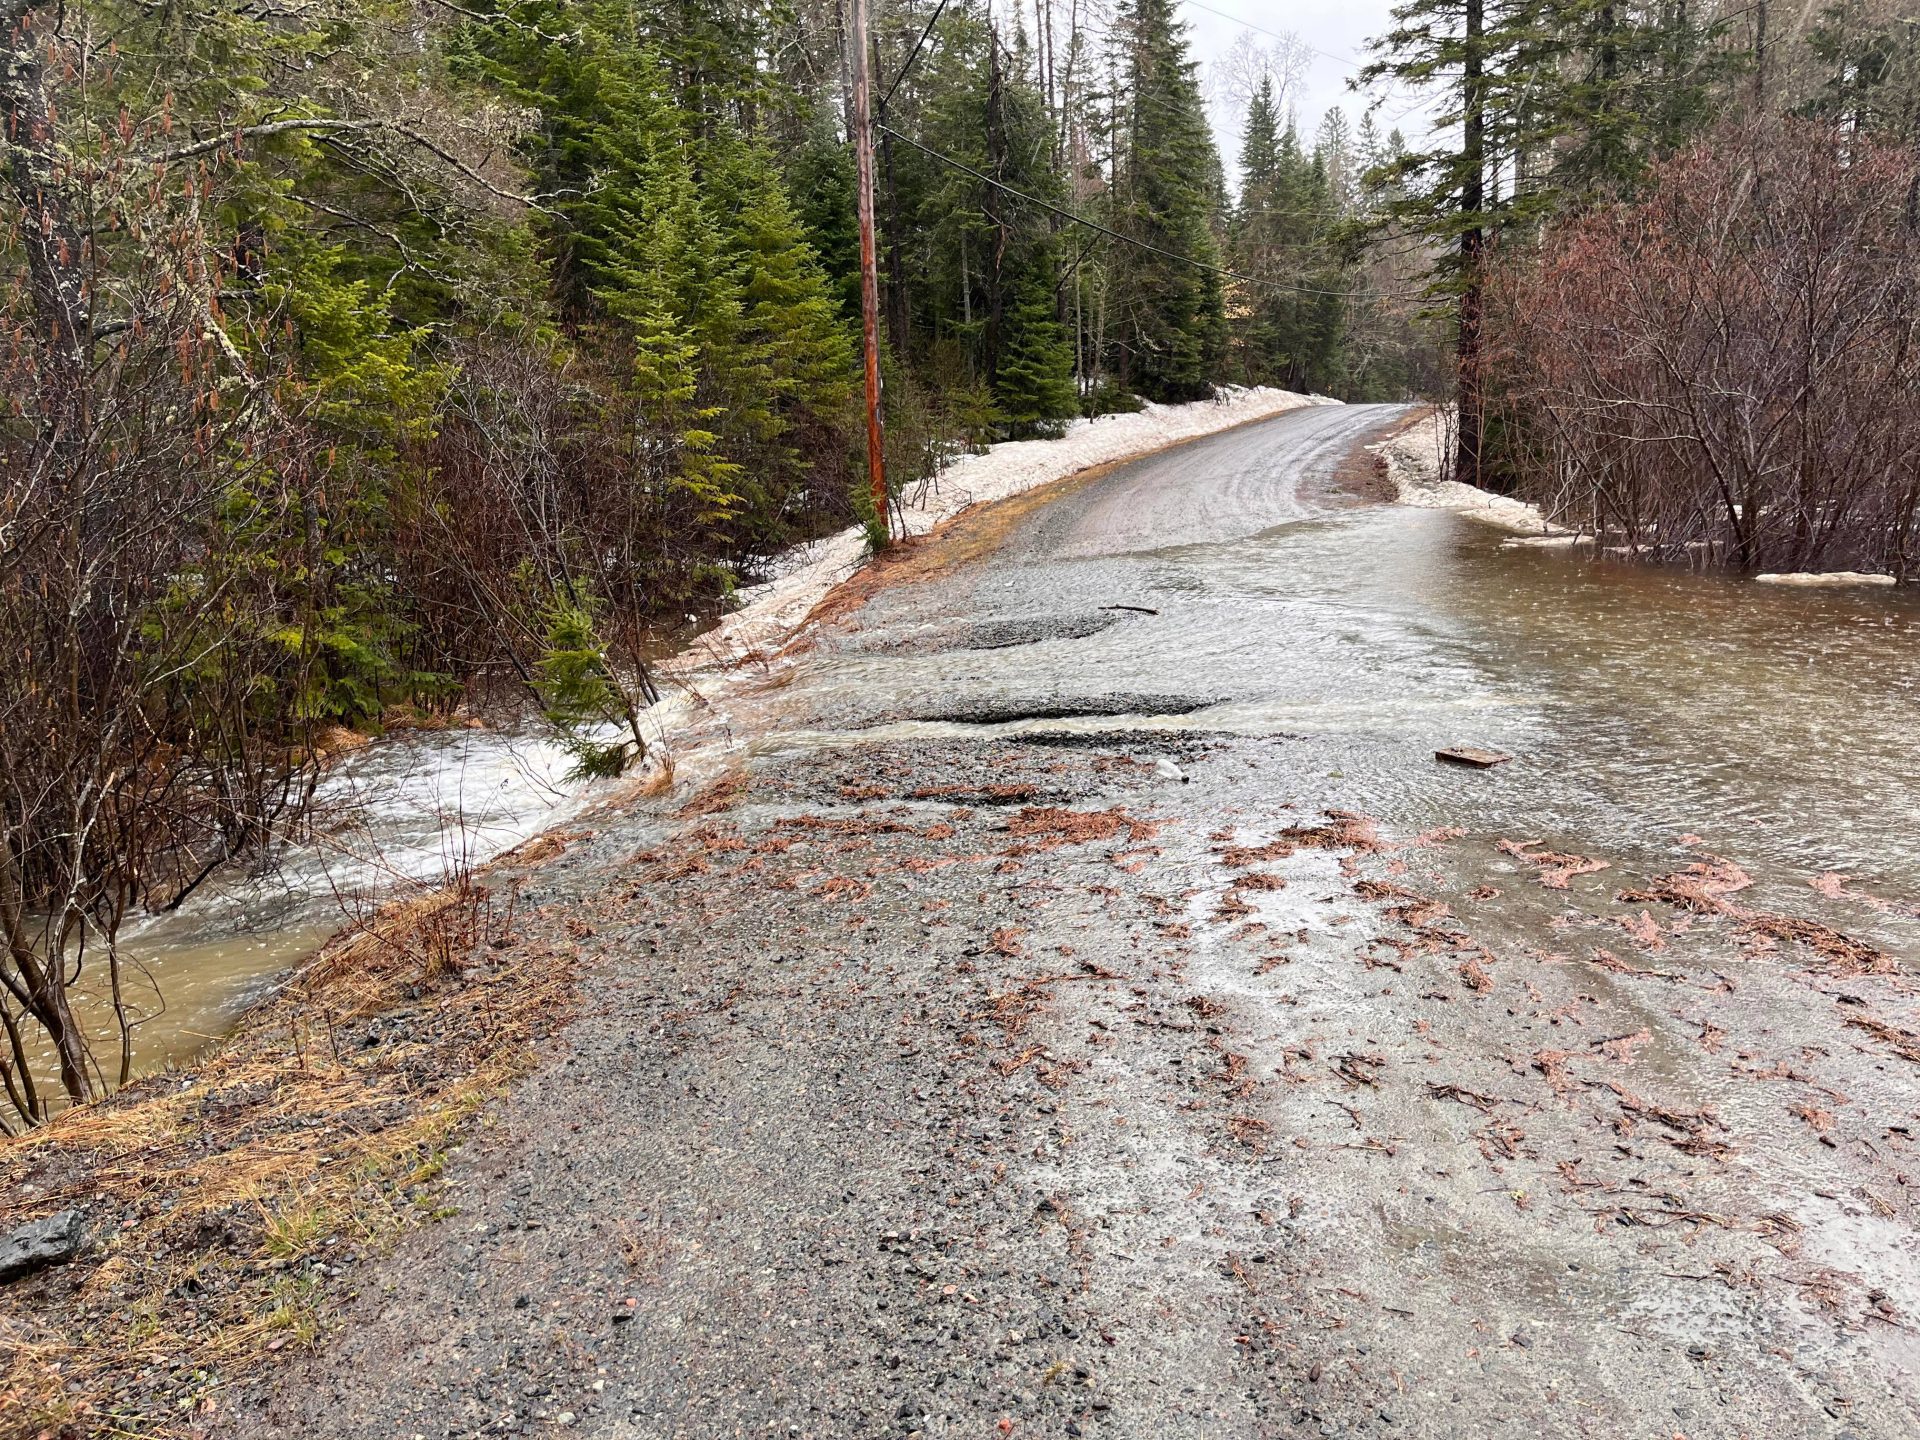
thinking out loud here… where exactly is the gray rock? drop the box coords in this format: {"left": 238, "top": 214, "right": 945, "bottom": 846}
{"left": 0, "top": 1209, "right": 84, "bottom": 1282}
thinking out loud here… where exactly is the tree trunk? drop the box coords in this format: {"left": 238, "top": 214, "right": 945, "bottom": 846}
{"left": 1456, "top": 0, "right": 1487, "bottom": 487}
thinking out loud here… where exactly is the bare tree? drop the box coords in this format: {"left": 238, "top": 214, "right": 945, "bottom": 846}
{"left": 1488, "top": 121, "right": 1920, "bottom": 579}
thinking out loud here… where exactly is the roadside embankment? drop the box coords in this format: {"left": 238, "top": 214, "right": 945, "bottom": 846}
{"left": 1368, "top": 406, "right": 1565, "bottom": 537}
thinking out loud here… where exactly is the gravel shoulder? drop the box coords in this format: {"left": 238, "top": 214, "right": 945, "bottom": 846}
{"left": 217, "top": 722, "right": 1920, "bottom": 1440}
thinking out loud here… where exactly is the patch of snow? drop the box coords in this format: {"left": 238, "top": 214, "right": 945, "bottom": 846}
{"left": 1502, "top": 534, "right": 1586, "bottom": 550}
{"left": 1370, "top": 407, "right": 1566, "bottom": 538}
{"left": 1754, "top": 571, "right": 1897, "bottom": 588}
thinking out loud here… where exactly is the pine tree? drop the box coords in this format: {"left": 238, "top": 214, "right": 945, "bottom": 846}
{"left": 787, "top": 108, "right": 863, "bottom": 320}
{"left": 1108, "top": 0, "right": 1228, "bottom": 401}
{"left": 1316, "top": 107, "right": 1359, "bottom": 216}
{"left": 1230, "top": 82, "right": 1347, "bottom": 393}
{"left": 1359, "top": 0, "right": 1559, "bottom": 481}
{"left": 537, "top": 592, "right": 647, "bottom": 778}
{"left": 994, "top": 260, "right": 1079, "bottom": 435}
{"left": 704, "top": 129, "right": 858, "bottom": 549}
{"left": 898, "top": 4, "right": 1074, "bottom": 397}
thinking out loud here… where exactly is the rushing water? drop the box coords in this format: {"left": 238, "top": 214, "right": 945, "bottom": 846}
{"left": 42, "top": 403, "right": 1920, "bottom": 1094}
{"left": 36, "top": 725, "right": 605, "bottom": 1091}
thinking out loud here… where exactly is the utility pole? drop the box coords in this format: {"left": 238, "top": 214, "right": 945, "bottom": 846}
{"left": 849, "top": 0, "right": 889, "bottom": 542}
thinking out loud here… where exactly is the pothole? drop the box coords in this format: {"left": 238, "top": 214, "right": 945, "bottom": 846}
{"left": 961, "top": 612, "right": 1123, "bottom": 650}
{"left": 905, "top": 694, "right": 1218, "bottom": 726}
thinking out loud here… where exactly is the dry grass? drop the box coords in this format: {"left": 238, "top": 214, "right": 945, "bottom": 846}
{"left": 0, "top": 873, "right": 580, "bottom": 1439}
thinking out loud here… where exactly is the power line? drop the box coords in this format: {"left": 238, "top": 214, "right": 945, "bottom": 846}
{"left": 879, "top": 0, "right": 950, "bottom": 114}
{"left": 877, "top": 121, "right": 1370, "bottom": 300}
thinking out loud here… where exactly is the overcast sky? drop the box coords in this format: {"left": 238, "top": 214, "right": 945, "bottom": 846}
{"left": 1171, "top": 0, "right": 1441, "bottom": 164}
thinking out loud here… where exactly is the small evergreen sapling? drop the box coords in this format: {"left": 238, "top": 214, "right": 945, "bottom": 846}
{"left": 536, "top": 595, "right": 648, "bottom": 778}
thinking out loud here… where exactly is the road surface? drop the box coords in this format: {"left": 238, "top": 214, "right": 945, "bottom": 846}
{"left": 227, "top": 402, "right": 1920, "bottom": 1440}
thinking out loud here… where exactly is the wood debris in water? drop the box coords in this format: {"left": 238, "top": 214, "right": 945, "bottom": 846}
{"left": 1436, "top": 747, "right": 1512, "bottom": 768}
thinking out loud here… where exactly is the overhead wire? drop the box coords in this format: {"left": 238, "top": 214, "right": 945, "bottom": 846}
{"left": 867, "top": 0, "right": 1428, "bottom": 302}
{"left": 878, "top": 0, "right": 951, "bottom": 114}
{"left": 1176, "top": 0, "right": 1369, "bottom": 72}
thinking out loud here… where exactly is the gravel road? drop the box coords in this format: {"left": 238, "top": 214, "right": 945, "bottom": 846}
{"left": 224, "top": 403, "right": 1920, "bottom": 1440}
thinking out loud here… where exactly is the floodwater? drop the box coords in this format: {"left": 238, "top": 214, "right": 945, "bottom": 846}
{"left": 767, "top": 401, "right": 1920, "bottom": 900}
{"left": 42, "top": 400, "right": 1920, "bottom": 1093}
{"left": 36, "top": 725, "right": 604, "bottom": 1092}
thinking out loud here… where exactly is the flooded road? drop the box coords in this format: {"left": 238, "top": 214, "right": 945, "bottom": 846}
{"left": 228, "top": 401, "right": 1920, "bottom": 1440}
{"left": 49, "top": 725, "right": 602, "bottom": 1086}
{"left": 89, "top": 398, "right": 1920, "bottom": 1086}
{"left": 773, "top": 400, "right": 1920, "bottom": 893}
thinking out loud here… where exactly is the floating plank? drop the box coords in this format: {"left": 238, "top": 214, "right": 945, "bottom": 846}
{"left": 1436, "top": 747, "right": 1513, "bottom": 769}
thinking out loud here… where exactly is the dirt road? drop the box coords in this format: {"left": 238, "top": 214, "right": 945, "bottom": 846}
{"left": 227, "top": 403, "right": 1920, "bottom": 1440}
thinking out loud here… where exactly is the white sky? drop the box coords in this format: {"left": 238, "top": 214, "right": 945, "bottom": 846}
{"left": 1173, "top": 0, "right": 1442, "bottom": 163}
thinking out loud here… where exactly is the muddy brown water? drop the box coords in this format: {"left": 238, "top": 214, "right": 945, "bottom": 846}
{"left": 27, "top": 725, "right": 601, "bottom": 1095}
{"left": 40, "top": 401, "right": 1920, "bottom": 1093}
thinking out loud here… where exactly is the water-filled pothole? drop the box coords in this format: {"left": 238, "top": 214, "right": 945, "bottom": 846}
{"left": 905, "top": 693, "right": 1218, "bottom": 726}
{"left": 961, "top": 611, "right": 1123, "bottom": 650}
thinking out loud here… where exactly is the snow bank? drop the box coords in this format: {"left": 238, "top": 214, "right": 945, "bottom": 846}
{"left": 1370, "top": 407, "right": 1566, "bottom": 538}
{"left": 693, "top": 385, "right": 1336, "bottom": 665}
{"left": 1754, "top": 571, "right": 1898, "bottom": 588}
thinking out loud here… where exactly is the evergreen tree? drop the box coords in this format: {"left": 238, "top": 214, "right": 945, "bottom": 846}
{"left": 897, "top": 3, "right": 1075, "bottom": 419}
{"left": 1109, "top": 0, "right": 1228, "bottom": 400}
{"left": 537, "top": 592, "right": 648, "bottom": 778}
{"left": 1230, "top": 83, "right": 1347, "bottom": 392}
{"left": 1359, "top": 0, "right": 1560, "bottom": 480}
{"left": 787, "top": 108, "right": 863, "bottom": 320}
{"left": 1802, "top": 1, "right": 1920, "bottom": 139}
{"left": 1316, "top": 107, "right": 1359, "bottom": 215}
{"left": 994, "top": 260, "right": 1079, "bottom": 434}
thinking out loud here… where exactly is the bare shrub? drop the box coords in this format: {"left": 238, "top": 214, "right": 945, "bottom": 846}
{"left": 1488, "top": 121, "right": 1920, "bottom": 578}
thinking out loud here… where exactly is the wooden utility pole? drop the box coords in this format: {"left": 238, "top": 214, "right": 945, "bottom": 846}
{"left": 849, "top": 0, "right": 889, "bottom": 541}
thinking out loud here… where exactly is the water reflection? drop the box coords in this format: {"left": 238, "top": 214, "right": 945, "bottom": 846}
{"left": 793, "top": 411, "right": 1920, "bottom": 902}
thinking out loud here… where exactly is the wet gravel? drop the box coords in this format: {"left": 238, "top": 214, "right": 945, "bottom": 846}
{"left": 223, "top": 405, "right": 1920, "bottom": 1440}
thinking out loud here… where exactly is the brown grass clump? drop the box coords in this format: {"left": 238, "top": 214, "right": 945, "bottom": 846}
{"left": 676, "top": 770, "right": 749, "bottom": 819}
{"left": 1282, "top": 811, "right": 1383, "bottom": 852}
{"left": 0, "top": 876, "right": 579, "bottom": 1439}
{"left": 1844, "top": 1013, "right": 1920, "bottom": 1063}
{"left": 1738, "top": 915, "right": 1895, "bottom": 976}
{"left": 908, "top": 782, "right": 1041, "bottom": 804}
{"left": 1618, "top": 854, "right": 1753, "bottom": 914}
{"left": 1352, "top": 879, "right": 1453, "bottom": 933}
{"left": 1218, "top": 811, "right": 1383, "bottom": 868}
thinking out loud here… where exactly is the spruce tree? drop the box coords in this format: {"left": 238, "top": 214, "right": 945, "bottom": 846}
{"left": 1359, "top": 0, "right": 1559, "bottom": 480}
{"left": 1230, "top": 81, "right": 1347, "bottom": 393}
{"left": 899, "top": 4, "right": 1074, "bottom": 400}
{"left": 994, "top": 261, "right": 1079, "bottom": 435}
{"left": 1109, "top": 0, "right": 1228, "bottom": 401}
